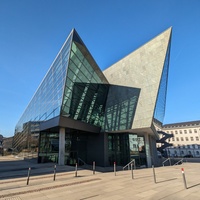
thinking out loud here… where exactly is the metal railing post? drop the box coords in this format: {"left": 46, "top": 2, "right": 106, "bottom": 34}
{"left": 26, "top": 167, "right": 31, "bottom": 185}
{"left": 53, "top": 165, "right": 56, "bottom": 181}
{"left": 114, "top": 162, "right": 116, "bottom": 176}
{"left": 93, "top": 161, "right": 95, "bottom": 175}
{"left": 75, "top": 163, "right": 78, "bottom": 177}
{"left": 131, "top": 163, "right": 134, "bottom": 179}
{"left": 134, "top": 160, "right": 136, "bottom": 170}
{"left": 152, "top": 165, "right": 156, "bottom": 183}
{"left": 181, "top": 168, "right": 187, "bottom": 189}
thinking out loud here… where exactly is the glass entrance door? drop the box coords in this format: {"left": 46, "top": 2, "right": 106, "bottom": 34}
{"left": 129, "top": 134, "right": 147, "bottom": 167}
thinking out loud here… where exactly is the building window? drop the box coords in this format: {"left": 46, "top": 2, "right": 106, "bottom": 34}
{"left": 181, "top": 137, "right": 184, "bottom": 141}
{"left": 189, "top": 129, "right": 192, "bottom": 133}
{"left": 176, "top": 137, "right": 179, "bottom": 141}
{"left": 196, "top": 151, "right": 199, "bottom": 155}
{"left": 196, "top": 137, "right": 199, "bottom": 141}
{"left": 185, "top": 137, "right": 189, "bottom": 141}
{"left": 191, "top": 137, "right": 194, "bottom": 141}
{"left": 175, "top": 130, "right": 178, "bottom": 134}
{"left": 181, "top": 151, "right": 184, "bottom": 155}
{"left": 171, "top": 131, "right": 173, "bottom": 134}
{"left": 172, "top": 137, "right": 175, "bottom": 141}
{"left": 188, "top": 145, "right": 190, "bottom": 149}
{"left": 166, "top": 131, "right": 169, "bottom": 133}
{"left": 194, "top": 129, "right": 197, "bottom": 133}
{"left": 184, "top": 130, "right": 187, "bottom": 134}
{"left": 180, "top": 130, "right": 182, "bottom": 134}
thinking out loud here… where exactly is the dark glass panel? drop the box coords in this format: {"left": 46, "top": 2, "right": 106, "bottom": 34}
{"left": 103, "top": 86, "right": 140, "bottom": 131}
{"left": 108, "top": 133, "right": 130, "bottom": 166}
{"left": 61, "top": 40, "right": 109, "bottom": 127}
{"left": 38, "top": 132, "right": 59, "bottom": 163}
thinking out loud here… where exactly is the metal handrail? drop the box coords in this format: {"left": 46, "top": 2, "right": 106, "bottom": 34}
{"left": 123, "top": 159, "right": 136, "bottom": 170}
{"left": 162, "top": 158, "right": 171, "bottom": 166}
{"left": 174, "top": 158, "right": 183, "bottom": 165}
{"left": 78, "top": 157, "right": 87, "bottom": 165}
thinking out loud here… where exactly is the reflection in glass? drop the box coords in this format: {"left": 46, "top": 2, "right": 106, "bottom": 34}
{"left": 103, "top": 86, "right": 140, "bottom": 131}
{"left": 154, "top": 36, "right": 171, "bottom": 123}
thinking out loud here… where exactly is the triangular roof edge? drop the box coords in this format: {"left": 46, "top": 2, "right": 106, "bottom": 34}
{"left": 103, "top": 27, "right": 172, "bottom": 72}
{"left": 71, "top": 29, "right": 109, "bottom": 84}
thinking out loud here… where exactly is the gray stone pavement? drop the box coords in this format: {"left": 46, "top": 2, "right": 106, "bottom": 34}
{"left": 1, "top": 156, "right": 200, "bottom": 200}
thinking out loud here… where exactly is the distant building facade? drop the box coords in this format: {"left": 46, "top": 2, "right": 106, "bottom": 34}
{"left": 13, "top": 27, "right": 172, "bottom": 167}
{"left": 155, "top": 120, "right": 200, "bottom": 158}
{"left": 0, "top": 134, "right": 3, "bottom": 155}
{"left": 163, "top": 121, "right": 200, "bottom": 157}
{"left": 2, "top": 136, "right": 13, "bottom": 150}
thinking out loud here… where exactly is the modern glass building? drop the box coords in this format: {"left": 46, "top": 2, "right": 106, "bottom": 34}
{"left": 13, "top": 27, "right": 172, "bottom": 167}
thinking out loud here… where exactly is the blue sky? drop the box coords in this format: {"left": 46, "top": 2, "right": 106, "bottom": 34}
{"left": 0, "top": 0, "right": 200, "bottom": 137}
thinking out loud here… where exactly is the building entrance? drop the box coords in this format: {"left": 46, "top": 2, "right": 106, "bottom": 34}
{"left": 38, "top": 129, "right": 89, "bottom": 165}
{"left": 108, "top": 133, "right": 147, "bottom": 167}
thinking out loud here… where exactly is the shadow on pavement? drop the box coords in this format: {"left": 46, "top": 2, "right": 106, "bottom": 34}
{"left": 0, "top": 157, "right": 76, "bottom": 181}
{"left": 156, "top": 178, "right": 177, "bottom": 183}
{"left": 187, "top": 182, "right": 200, "bottom": 189}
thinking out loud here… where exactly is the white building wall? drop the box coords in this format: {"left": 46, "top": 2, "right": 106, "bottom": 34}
{"left": 156, "top": 121, "right": 200, "bottom": 157}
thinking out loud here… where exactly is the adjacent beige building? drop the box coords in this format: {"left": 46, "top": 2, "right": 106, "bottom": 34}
{"left": 156, "top": 120, "right": 200, "bottom": 157}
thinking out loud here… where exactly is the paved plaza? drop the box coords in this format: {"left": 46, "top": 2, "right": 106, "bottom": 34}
{"left": 0, "top": 156, "right": 200, "bottom": 200}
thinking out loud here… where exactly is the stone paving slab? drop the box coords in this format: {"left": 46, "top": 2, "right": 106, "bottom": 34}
{"left": 1, "top": 156, "right": 200, "bottom": 199}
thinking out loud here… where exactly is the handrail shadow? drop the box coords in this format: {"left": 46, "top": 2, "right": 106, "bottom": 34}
{"left": 156, "top": 178, "right": 177, "bottom": 183}
{"left": 187, "top": 182, "right": 200, "bottom": 189}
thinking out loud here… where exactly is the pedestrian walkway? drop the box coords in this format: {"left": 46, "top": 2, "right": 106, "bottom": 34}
{"left": 1, "top": 156, "right": 200, "bottom": 199}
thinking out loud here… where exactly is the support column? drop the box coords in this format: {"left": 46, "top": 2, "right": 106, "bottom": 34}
{"left": 58, "top": 127, "right": 65, "bottom": 165}
{"left": 144, "top": 133, "right": 152, "bottom": 168}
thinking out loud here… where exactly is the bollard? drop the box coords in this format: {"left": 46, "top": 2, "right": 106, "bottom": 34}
{"left": 75, "top": 163, "right": 78, "bottom": 177}
{"left": 152, "top": 165, "right": 156, "bottom": 183}
{"left": 93, "top": 161, "right": 95, "bottom": 175}
{"left": 53, "top": 165, "right": 56, "bottom": 181}
{"left": 131, "top": 163, "right": 134, "bottom": 179}
{"left": 114, "top": 162, "right": 116, "bottom": 176}
{"left": 27, "top": 167, "right": 31, "bottom": 185}
{"left": 181, "top": 168, "right": 187, "bottom": 189}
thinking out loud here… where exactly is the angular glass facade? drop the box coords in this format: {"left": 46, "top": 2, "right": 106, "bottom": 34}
{"left": 14, "top": 28, "right": 172, "bottom": 167}
{"left": 15, "top": 31, "right": 73, "bottom": 134}
{"left": 61, "top": 34, "right": 109, "bottom": 126}
{"left": 14, "top": 29, "right": 109, "bottom": 151}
